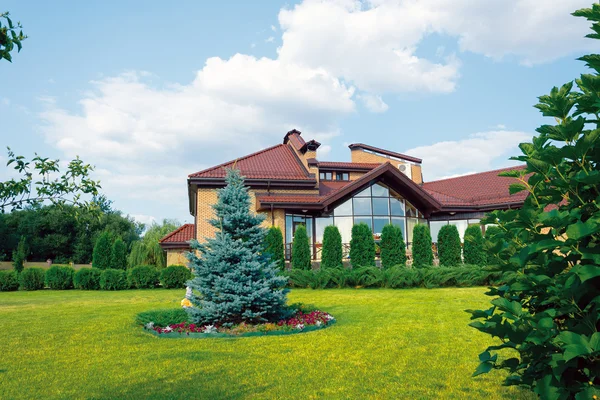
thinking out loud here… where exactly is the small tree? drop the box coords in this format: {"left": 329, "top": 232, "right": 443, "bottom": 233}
{"left": 412, "top": 224, "right": 433, "bottom": 268}
{"left": 110, "top": 238, "right": 127, "bottom": 270}
{"left": 437, "top": 224, "right": 462, "bottom": 267}
{"left": 321, "top": 225, "right": 343, "bottom": 269}
{"left": 186, "top": 169, "right": 289, "bottom": 325}
{"left": 380, "top": 224, "right": 406, "bottom": 268}
{"left": 292, "top": 225, "right": 311, "bottom": 270}
{"left": 349, "top": 223, "right": 375, "bottom": 267}
{"left": 463, "top": 225, "right": 485, "bottom": 265}
{"left": 264, "top": 226, "right": 285, "bottom": 270}
{"left": 12, "top": 235, "right": 27, "bottom": 273}
{"left": 92, "top": 231, "right": 112, "bottom": 270}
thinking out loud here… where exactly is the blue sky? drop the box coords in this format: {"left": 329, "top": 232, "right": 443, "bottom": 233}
{"left": 1, "top": 0, "right": 598, "bottom": 226}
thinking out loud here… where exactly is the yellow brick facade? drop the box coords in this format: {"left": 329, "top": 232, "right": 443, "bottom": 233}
{"left": 166, "top": 250, "right": 189, "bottom": 266}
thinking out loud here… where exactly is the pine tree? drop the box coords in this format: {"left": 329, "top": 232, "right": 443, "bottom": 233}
{"left": 463, "top": 224, "right": 485, "bottom": 265}
{"left": 412, "top": 224, "right": 433, "bottom": 268}
{"left": 92, "top": 231, "right": 112, "bottom": 270}
{"left": 292, "top": 225, "right": 311, "bottom": 270}
{"left": 380, "top": 224, "right": 406, "bottom": 268}
{"left": 349, "top": 223, "right": 375, "bottom": 267}
{"left": 264, "top": 226, "right": 285, "bottom": 270}
{"left": 110, "top": 238, "right": 128, "bottom": 270}
{"left": 12, "top": 235, "right": 28, "bottom": 273}
{"left": 437, "top": 224, "right": 462, "bottom": 267}
{"left": 321, "top": 225, "right": 343, "bottom": 269}
{"left": 186, "top": 169, "right": 289, "bottom": 325}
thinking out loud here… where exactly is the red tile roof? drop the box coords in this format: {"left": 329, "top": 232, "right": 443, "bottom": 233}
{"left": 423, "top": 165, "right": 527, "bottom": 208}
{"left": 188, "top": 144, "right": 312, "bottom": 180}
{"left": 348, "top": 143, "right": 422, "bottom": 164}
{"left": 319, "top": 180, "right": 353, "bottom": 196}
{"left": 159, "top": 224, "right": 195, "bottom": 244}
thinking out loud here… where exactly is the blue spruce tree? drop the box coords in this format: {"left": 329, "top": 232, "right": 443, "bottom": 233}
{"left": 186, "top": 168, "right": 289, "bottom": 325}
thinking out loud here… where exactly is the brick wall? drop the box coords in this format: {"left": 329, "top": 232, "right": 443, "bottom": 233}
{"left": 166, "top": 250, "right": 188, "bottom": 266}
{"left": 350, "top": 149, "right": 422, "bottom": 184}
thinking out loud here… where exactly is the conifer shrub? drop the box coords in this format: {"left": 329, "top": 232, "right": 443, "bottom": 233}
{"left": 45, "top": 265, "right": 74, "bottom": 290}
{"left": 380, "top": 224, "right": 407, "bottom": 268}
{"left": 483, "top": 226, "right": 502, "bottom": 266}
{"left": 0, "top": 270, "right": 19, "bottom": 291}
{"left": 264, "top": 226, "right": 285, "bottom": 270}
{"left": 463, "top": 225, "right": 485, "bottom": 265}
{"left": 73, "top": 268, "right": 102, "bottom": 290}
{"left": 110, "top": 238, "right": 128, "bottom": 270}
{"left": 292, "top": 225, "right": 311, "bottom": 270}
{"left": 19, "top": 267, "right": 45, "bottom": 291}
{"left": 160, "top": 265, "right": 192, "bottom": 289}
{"left": 92, "top": 231, "right": 112, "bottom": 270}
{"left": 99, "top": 268, "right": 128, "bottom": 290}
{"left": 349, "top": 223, "right": 375, "bottom": 267}
{"left": 186, "top": 169, "right": 289, "bottom": 325}
{"left": 127, "top": 265, "right": 160, "bottom": 289}
{"left": 412, "top": 224, "right": 433, "bottom": 268}
{"left": 321, "top": 225, "right": 343, "bottom": 269}
{"left": 437, "top": 224, "right": 462, "bottom": 267}
{"left": 12, "top": 235, "right": 28, "bottom": 273}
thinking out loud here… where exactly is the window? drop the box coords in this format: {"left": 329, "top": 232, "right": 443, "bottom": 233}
{"left": 315, "top": 217, "right": 333, "bottom": 243}
{"left": 336, "top": 172, "right": 349, "bottom": 181}
{"left": 319, "top": 171, "right": 333, "bottom": 180}
{"left": 372, "top": 198, "right": 389, "bottom": 215}
{"left": 353, "top": 198, "right": 372, "bottom": 216}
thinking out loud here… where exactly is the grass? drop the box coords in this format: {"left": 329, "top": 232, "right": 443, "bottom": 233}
{"left": 0, "top": 288, "right": 534, "bottom": 399}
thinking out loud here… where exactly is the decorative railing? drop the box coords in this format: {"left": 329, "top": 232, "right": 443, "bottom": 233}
{"left": 284, "top": 242, "right": 437, "bottom": 262}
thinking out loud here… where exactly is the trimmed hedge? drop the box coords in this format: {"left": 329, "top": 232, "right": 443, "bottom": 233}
{"left": 291, "top": 225, "right": 311, "bottom": 270}
{"left": 160, "top": 265, "right": 192, "bottom": 289}
{"left": 349, "top": 223, "right": 375, "bottom": 267}
{"left": 19, "top": 268, "right": 46, "bottom": 291}
{"left": 100, "top": 269, "right": 128, "bottom": 290}
{"left": 45, "top": 265, "right": 75, "bottom": 290}
{"left": 127, "top": 265, "right": 160, "bottom": 289}
{"left": 412, "top": 224, "right": 433, "bottom": 268}
{"left": 136, "top": 308, "right": 189, "bottom": 327}
{"left": 437, "top": 224, "right": 462, "bottom": 267}
{"left": 464, "top": 225, "right": 486, "bottom": 265}
{"left": 380, "top": 224, "right": 406, "bottom": 268}
{"left": 321, "top": 225, "right": 343, "bottom": 269}
{"left": 74, "top": 268, "right": 103, "bottom": 290}
{"left": 264, "top": 227, "right": 285, "bottom": 270}
{"left": 0, "top": 270, "right": 19, "bottom": 291}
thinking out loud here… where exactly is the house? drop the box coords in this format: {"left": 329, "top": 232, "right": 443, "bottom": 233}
{"left": 159, "top": 129, "right": 526, "bottom": 265}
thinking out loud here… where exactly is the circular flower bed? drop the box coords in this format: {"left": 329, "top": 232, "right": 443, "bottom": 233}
{"left": 142, "top": 310, "right": 336, "bottom": 338}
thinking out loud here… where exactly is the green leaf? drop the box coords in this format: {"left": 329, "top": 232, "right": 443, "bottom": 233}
{"left": 572, "top": 265, "right": 600, "bottom": 282}
{"left": 472, "top": 361, "right": 493, "bottom": 377}
{"left": 538, "top": 317, "right": 555, "bottom": 329}
{"left": 508, "top": 183, "right": 527, "bottom": 195}
{"left": 491, "top": 297, "right": 522, "bottom": 317}
{"left": 566, "top": 219, "right": 600, "bottom": 240}
{"left": 589, "top": 332, "right": 600, "bottom": 351}
{"left": 563, "top": 344, "right": 591, "bottom": 361}
{"left": 534, "top": 375, "right": 561, "bottom": 400}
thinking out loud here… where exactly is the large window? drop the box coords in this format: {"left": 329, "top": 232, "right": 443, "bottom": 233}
{"left": 429, "top": 219, "right": 482, "bottom": 242}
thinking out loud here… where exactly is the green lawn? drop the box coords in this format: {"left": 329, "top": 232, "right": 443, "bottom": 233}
{"left": 0, "top": 288, "right": 533, "bottom": 399}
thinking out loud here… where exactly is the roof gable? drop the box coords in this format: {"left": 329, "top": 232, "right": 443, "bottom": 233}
{"left": 159, "top": 224, "right": 195, "bottom": 244}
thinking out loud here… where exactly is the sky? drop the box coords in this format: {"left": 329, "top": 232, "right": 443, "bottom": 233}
{"left": 1, "top": 0, "right": 598, "bottom": 227}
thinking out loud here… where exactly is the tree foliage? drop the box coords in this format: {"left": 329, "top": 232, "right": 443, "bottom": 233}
{"left": 380, "top": 224, "right": 406, "bottom": 268}
{"left": 92, "top": 232, "right": 112, "bottom": 270}
{"left": 127, "top": 219, "right": 179, "bottom": 268}
{"left": 110, "top": 238, "right": 127, "bottom": 270}
{"left": 264, "top": 226, "right": 285, "bottom": 270}
{"left": 468, "top": 6, "right": 600, "bottom": 399}
{"left": 292, "top": 224, "right": 311, "bottom": 270}
{"left": 350, "top": 223, "right": 376, "bottom": 268}
{"left": 412, "top": 224, "right": 433, "bottom": 268}
{"left": 463, "top": 225, "right": 485, "bottom": 266}
{"left": 186, "top": 169, "right": 289, "bottom": 325}
{"left": 12, "top": 235, "right": 27, "bottom": 273}
{"left": 0, "top": 12, "right": 27, "bottom": 63}
{"left": 483, "top": 226, "right": 502, "bottom": 266}
{"left": 437, "top": 224, "right": 462, "bottom": 267}
{"left": 321, "top": 225, "right": 343, "bottom": 269}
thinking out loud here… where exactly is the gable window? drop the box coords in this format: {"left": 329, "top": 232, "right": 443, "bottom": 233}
{"left": 336, "top": 172, "right": 349, "bottom": 181}
{"left": 319, "top": 171, "right": 333, "bottom": 180}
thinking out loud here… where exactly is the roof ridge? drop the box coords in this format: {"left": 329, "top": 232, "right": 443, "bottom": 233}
{"left": 159, "top": 223, "right": 193, "bottom": 243}
{"left": 424, "top": 165, "right": 526, "bottom": 185}
{"left": 348, "top": 143, "right": 422, "bottom": 164}
{"left": 188, "top": 144, "right": 285, "bottom": 178}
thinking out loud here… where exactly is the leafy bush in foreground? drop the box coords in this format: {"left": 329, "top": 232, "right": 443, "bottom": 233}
{"left": 99, "top": 269, "right": 128, "bottom": 290}
{"left": 0, "top": 270, "right": 19, "bottom": 291}
{"left": 45, "top": 265, "right": 74, "bottom": 290}
{"left": 19, "top": 268, "right": 45, "bottom": 291}
{"left": 74, "top": 268, "right": 102, "bottom": 290}
{"left": 127, "top": 265, "right": 159, "bottom": 289}
{"left": 160, "top": 265, "right": 192, "bottom": 289}
{"left": 437, "top": 224, "right": 462, "bottom": 267}
{"left": 136, "top": 308, "right": 189, "bottom": 327}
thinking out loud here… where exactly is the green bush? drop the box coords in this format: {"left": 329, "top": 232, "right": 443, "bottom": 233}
{"left": 412, "top": 224, "right": 433, "bottom": 268}
{"left": 437, "top": 224, "right": 462, "bottom": 267}
{"left": 321, "top": 225, "right": 343, "bottom": 269}
{"left": 264, "top": 227, "right": 285, "bottom": 270}
{"left": 136, "top": 308, "right": 189, "bottom": 327}
{"left": 380, "top": 224, "right": 406, "bottom": 268}
{"left": 45, "top": 265, "right": 75, "bottom": 290}
{"left": 291, "top": 225, "right": 311, "bottom": 270}
{"left": 160, "top": 265, "right": 192, "bottom": 289}
{"left": 349, "top": 223, "right": 375, "bottom": 267}
{"left": 12, "top": 235, "right": 28, "bottom": 273}
{"left": 92, "top": 231, "right": 112, "bottom": 270}
{"left": 127, "top": 265, "right": 159, "bottom": 289}
{"left": 99, "top": 269, "right": 128, "bottom": 290}
{"left": 110, "top": 238, "right": 127, "bottom": 270}
{"left": 0, "top": 270, "right": 19, "bottom": 291}
{"left": 463, "top": 225, "right": 485, "bottom": 265}
{"left": 19, "top": 268, "right": 46, "bottom": 291}
{"left": 74, "top": 268, "right": 102, "bottom": 290}
{"left": 483, "top": 226, "right": 502, "bottom": 266}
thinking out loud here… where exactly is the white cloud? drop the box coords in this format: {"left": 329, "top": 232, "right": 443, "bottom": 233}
{"left": 130, "top": 214, "right": 157, "bottom": 227}
{"left": 266, "top": 36, "right": 275, "bottom": 43}
{"left": 357, "top": 93, "right": 389, "bottom": 113}
{"left": 406, "top": 130, "right": 532, "bottom": 181}
{"left": 271, "top": 24, "right": 277, "bottom": 32}
{"left": 317, "top": 144, "right": 332, "bottom": 158}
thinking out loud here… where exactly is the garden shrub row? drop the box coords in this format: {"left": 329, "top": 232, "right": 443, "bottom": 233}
{"left": 285, "top": 265, "right": 504, "bottom": 290}
{"left": 0, "top": 264, "right": 191, "bottom": 291}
